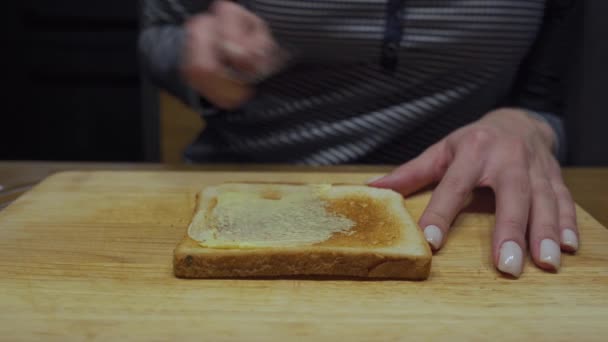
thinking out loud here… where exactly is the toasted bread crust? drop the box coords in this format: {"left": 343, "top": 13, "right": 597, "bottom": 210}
{"left": 176, "top": 183, "right": 432, "bottom": 280}
{"left": 174, "top": 238, "right": 431, "bottom": 280}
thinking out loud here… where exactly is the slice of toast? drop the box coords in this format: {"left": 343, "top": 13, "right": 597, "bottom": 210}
{"left": 173, "top": 183, "right": 432, "bottom": 280}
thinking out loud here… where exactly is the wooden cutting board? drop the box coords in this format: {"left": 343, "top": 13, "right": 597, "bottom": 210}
{"left": 1, "top": 171, "right": 607, "bottom": 341}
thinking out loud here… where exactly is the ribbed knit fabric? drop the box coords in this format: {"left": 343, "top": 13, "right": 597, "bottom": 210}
{"left": 140, "top": 0, "right": 562, "bottom": 165}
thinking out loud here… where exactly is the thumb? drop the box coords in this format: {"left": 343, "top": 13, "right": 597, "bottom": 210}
{"left": 368, "top": 142, "right": 449, "bottom": 197}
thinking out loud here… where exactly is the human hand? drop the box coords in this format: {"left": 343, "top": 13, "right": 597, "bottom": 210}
{"left": 181, "top": 0, "right": 282, "bottom": 109}
{"left": 369, "top": 108, "right": 579, "bottom": 278}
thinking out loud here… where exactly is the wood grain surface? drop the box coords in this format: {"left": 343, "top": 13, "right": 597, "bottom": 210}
{"left": 0, "top": 170, "right": 607, "bottom": 341}
{"left": 2, "top": 162, "right": 607, "bottom": 227}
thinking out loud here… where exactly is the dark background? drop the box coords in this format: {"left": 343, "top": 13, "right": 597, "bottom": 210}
{"left": 2, "top": 1, "right": 607, "bottom": 165}
{"left": 3, "top": 1, "right": 145, "bottom": 162}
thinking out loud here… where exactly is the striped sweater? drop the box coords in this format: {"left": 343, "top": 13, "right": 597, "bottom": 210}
{"left": 139, "top": 0, "right": 575, "bottom": 164}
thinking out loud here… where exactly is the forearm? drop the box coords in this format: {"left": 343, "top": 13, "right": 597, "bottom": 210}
{"left": 138, "top": 25, "right": 202, "bottom": 111}
{"left": 505, "top": 1, "right": 581, "bottom": 163}
{"left": 508, "top": 0, "right": 580, "bottom": 115}
{"left": 138, "top": 0, "right": 218, "bottom": 112}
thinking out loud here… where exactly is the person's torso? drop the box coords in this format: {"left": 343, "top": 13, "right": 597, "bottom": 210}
{"left": 186, "top": 0, "right": 546, "bottom": 164}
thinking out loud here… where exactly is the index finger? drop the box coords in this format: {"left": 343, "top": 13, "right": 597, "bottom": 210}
{"left": 417, "top": 149, "right": 482, "bottom": 250}
{"left": 369, "top": 141, "right": 451, "bottom": 197}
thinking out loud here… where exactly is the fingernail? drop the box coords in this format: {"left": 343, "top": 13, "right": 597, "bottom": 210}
{"left": 223, "top": 41, "right": 245, "bottom": 56}
{"left": 497, "top": 241, "right": 523, "bottom": 278}
{"left": 365, "top": 175, "right": 386, "bottom": 185}
{"left": 540, "top": 239, "right": 561, "bottom": 271}
{"left": 423, "top": 225, "right": 443, "bottom": 250}
{"left": 561, "top": 229, "right": 579, "bottom": 251}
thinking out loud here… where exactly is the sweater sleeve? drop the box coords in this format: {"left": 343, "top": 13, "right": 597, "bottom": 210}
{"left": 506, "top": 0, "right": 582, "bottom": 162}
{"left": 138, "top": 0, "right": 214, "bottom": 113}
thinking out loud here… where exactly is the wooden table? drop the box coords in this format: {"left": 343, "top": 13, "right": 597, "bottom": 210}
{"left": 1, "top": 162, "right": 607, "bottom": 341}
{"left": 1, "top": 162, "right": 607, "bottom": 227}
